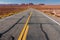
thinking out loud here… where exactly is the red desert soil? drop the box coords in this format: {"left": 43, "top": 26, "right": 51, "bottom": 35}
{"left": 0, "top": 4, "right": 60, "bottom": 19}
{"left": 0, "top": 4, "right": 28, "bottom": 19}
{"left": 30, "top": 5, "right": 60, "bottom": 17}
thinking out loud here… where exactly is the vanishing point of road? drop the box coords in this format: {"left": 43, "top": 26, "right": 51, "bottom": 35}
{"left": 0, "top": 9, "right": 60, "bottom": 40}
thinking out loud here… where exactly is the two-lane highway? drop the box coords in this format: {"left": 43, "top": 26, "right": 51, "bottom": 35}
{"left": 0, "top": 8, "right": 60, "bottom": 40}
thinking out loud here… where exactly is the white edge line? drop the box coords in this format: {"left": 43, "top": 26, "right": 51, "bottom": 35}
{"left": 35, "top": 9, "right": 60, "bottom": 26}
{"left": 42, "top": 12, "right": 60, "bottom": 26}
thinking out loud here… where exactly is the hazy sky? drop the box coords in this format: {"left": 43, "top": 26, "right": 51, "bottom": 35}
{"left": 0, "top": 0, "right": 60, "bottom": 5}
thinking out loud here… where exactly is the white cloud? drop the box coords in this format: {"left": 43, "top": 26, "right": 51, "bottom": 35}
{"left": 0, "top": 2, "right": 12, "bottom": 4}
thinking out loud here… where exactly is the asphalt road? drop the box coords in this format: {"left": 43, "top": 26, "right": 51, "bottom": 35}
{"left": 0, "top": 9, "right": 60, "bottom": 40}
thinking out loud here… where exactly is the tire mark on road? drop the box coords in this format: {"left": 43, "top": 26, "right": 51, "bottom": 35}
{"left": 0, "top": 16, "right": 25, "bottom": 38}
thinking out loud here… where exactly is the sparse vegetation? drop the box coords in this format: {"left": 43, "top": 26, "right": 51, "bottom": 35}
{"left": 0, "top": 4, "right": 60, "bottom": 19}
{"left": 31, "top": 5, "right": 60, "bottom": 17}
{"left": 0, "top": 4, "right": 28, "bottom": 19}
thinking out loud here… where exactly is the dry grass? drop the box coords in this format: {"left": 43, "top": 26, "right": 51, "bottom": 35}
{"left": 30, "top": 5, "right": 60, "bottom": 17}
{"left": 1, "top": 5, "right": 60, "bottom": 19}
{"left": 0, "top": 5, "right": 28, "bottom": 19}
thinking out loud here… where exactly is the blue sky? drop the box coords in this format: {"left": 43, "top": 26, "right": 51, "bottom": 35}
{"left": 0, "top": 0, "right": 60, "bottom": 5}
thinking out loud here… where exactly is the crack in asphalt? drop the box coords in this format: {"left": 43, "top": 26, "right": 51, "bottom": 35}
{"left": 40, "top": 24, "right": 49, "bottom": 40}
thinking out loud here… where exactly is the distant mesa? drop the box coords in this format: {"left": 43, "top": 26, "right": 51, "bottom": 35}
{"left": 21, "top": 3, "right": 34, "bottom": 5}
{"left": 0, "top": 3, "right": 45, "bottom": 6}
{"left": 39, "top": 4, "right": 45, "bottom": 5}
{"left": 21, "top": 3, "right": 26, "bottom": 5}
{"left": 29, "top": 3, "right": 34, "bottom": 5}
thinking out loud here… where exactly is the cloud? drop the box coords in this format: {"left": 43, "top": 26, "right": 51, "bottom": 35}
{"left": 0, "top": 2, "right": 12, "bottom": 4}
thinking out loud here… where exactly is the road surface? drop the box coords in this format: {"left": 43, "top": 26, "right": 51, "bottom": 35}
{"left": 0, "top": 9, "right": 60, "bottom": 40}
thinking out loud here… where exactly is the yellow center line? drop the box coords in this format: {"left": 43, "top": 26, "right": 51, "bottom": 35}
{"left": 18, "top": 12, "right": 32, "bottom": 40}
{"left": 22, "top": 25, "right": 29, "bottom": 40}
